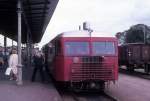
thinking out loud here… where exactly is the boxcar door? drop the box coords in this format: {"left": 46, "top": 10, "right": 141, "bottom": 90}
{"left": 142, "top": 45, "right": 149, "bottom": 62}
{"left": 130, "top": 45, "right": 141, "bottom": 63}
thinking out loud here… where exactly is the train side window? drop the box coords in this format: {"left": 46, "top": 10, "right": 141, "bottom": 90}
{"left": 47, "top": 46, "right": 55, "bottom": 63}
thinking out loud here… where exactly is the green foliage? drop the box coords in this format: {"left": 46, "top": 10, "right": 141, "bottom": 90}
{"left": 116, "top": 24, "right": 150, "bottom": 44}
{"left": 126, "top": 30, "right": 144, "bottom": 43}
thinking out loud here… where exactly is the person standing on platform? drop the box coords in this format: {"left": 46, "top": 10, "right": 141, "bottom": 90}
{"left": 0, "top": 47, "right": 4, "bottom": 69}
{"left": 31, "top": 51, "right": 45, "bottom": 82}
{"left": 8, "top": 49, "right": 18, "bottom": 80}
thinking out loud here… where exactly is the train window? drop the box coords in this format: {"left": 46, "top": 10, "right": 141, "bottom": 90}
{"left": 92, "top": 42, "right": 115, "bottom": 55}
{"left": 65, "top": 42, "right": 89, "bottom": 55}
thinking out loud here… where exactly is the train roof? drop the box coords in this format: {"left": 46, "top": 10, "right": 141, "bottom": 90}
{"left": 120, "top": 43, "right": 146, "bottom": 46}
{"left": 45, "top": 30, "right": 117, "bottom": 46}
{"left": 59, "top": 30, "right": 115, "bottom": 38}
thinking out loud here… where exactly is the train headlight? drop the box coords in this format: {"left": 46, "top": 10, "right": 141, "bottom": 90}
{"left": 73, "top": 57, "right": 79, "bottom": 63}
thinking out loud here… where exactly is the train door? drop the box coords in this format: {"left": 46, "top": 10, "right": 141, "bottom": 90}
{"left": 130, "top": 45, "right": 141, "bottom": 63}
{"left": 48, "top": 46, "right": 55, "bottom": 63}
{"left": 126, "top": 45, "right": 141, "bottom": 71}
{"left": 118, "top": 45, "right": 126, "bottom": 65}
{"left": 142, "top": 45, "right": 149, "bottom": 62}
{"left": 142, "top": 45, "right": 150, "bottom": 73}
{"left": 47, "top": 44, "right": 55, "bottom": 75}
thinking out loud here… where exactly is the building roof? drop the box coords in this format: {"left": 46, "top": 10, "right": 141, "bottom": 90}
{"left": 0, "top": 0, "right": 59, "bottom": 43}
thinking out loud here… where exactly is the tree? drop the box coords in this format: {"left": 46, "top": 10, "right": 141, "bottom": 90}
{"left": 115, "top": 32, "right": 126, "bottom": 45}
{"left": 116, "top": 24, "right": 150, "bottom": 44}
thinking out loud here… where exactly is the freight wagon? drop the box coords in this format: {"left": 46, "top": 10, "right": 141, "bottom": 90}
{"left": 119, "top": 43, "right": 150, "bottom": 73}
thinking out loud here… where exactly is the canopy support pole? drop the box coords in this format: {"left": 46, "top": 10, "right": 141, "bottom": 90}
{"left": 4, "top": 36, "right": 7, "bottom": 56}
{"left": 17, "top": 0, "right": 23, "bottom": 85}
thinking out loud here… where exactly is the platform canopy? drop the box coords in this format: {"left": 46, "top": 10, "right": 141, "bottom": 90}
{"left": 0, "top": 0, "right": 59, "bottom": 43}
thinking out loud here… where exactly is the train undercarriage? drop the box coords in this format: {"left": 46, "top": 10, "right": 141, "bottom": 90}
{"left": 120, "top": 62, "right": 150, "bottom": 74}
{"left": 55, "top": 80, "right": 105, "bottom": 92}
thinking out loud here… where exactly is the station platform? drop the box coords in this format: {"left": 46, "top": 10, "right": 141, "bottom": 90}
{"left": 0, "top": 66, "right": 62, "bottom": 101}
{"left": 0, "top": 81, "right": 62, "bottom": 101}
{"left": 106, "top": 73, "right": 150, "bottom": 101}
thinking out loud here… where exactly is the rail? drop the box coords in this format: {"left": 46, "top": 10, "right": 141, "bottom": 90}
{"left": 58, "top": 90, "right": 118, "bottom": 101}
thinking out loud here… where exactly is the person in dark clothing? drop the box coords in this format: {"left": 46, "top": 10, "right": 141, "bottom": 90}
{"left": 31, "top": 51, "right": 45, "bottom": 82}
{"left": 0, "top": 50, "right": 4, "bottom": 68}
{"left": 43, "top": 51, "right": 51, "bottom": 79}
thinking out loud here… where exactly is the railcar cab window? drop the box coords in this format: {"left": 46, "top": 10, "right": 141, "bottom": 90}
{"left": 92, "top": 42, "right": 115, "bottom": 55}
{"left": 65, "top": 42, "right": 89, "bottom": 55}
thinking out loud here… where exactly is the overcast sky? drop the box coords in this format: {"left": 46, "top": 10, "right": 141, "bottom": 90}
{"left": 39, "top": 0, "right": 150, "bottom": 47}
{"left": 1, "top": 0, "right": 150, "bottom": 47}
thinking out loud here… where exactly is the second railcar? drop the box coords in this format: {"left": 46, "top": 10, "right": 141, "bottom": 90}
{"left": 119, "top": 43, "right": 150, "bottom": 73}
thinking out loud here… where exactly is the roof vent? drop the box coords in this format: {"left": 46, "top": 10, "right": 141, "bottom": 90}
{"left": 83, "top": 22, "right": 90, "bottom": 30}
{"left": 83, "top": 22, "right": 93, "bottom": 33}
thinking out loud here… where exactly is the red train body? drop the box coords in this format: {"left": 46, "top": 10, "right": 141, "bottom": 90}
{"left": 43, "top": 31, "right": 118, "bottom": 90}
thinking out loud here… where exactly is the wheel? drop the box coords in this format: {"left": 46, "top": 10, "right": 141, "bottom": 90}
{"left": 126, "top": 65, "right": 134, "bottom": 72}
{"left": 144, "top": 64, "right": 150, "bottom": 74}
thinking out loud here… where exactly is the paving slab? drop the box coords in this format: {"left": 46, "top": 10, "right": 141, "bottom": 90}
{"left": 106, "top": 73, "right": 150, "bottom": 101}
{"left": 0, "top": 81, "right": 62, "bottom": 101}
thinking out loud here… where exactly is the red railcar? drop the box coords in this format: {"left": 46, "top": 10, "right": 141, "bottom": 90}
{"left": 119, "top": 43, "right": 150, "bottom": 73}
{"left": 43, "top": 30, "right": 118, "bottom": 90}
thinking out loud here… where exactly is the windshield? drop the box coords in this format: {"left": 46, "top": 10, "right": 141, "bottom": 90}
{"left": 65, "top": 42, "right": 89, "bottom": 55}
{"left": 92, "top": 42, "right": 115, "bottom": 55}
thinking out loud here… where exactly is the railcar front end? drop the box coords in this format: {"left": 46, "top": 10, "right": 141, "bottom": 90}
{"left": 59, "top": 37, "right": 118, "bottom": 90}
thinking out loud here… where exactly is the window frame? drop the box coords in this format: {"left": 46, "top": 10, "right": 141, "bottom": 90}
{"left": 92, "top": 41, "right": 116, "bottom": 55}
{"left": 64, "top": 41, "right": 90, "bottom": 56}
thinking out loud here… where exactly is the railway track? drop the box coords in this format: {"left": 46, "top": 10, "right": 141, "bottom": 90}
{"left": 101, "top": 91, "right": 118, "bottom": 101}
{"left": 119, "top": 68, "right": 150, "bottom": 80}
{"left": 58, "top": 89, "right": 118, "bottom": 101}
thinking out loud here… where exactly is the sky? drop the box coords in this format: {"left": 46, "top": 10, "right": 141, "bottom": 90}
{"left": 1, "top": 0, "right": 150, "bottom": 47}
{"left": 39, "top": 0, "right": 150, "bottom": 48}
{"left": 0, "top": 35, "right": 17, "bottom": 46}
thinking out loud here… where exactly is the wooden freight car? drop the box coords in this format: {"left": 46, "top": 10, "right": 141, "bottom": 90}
{"left": 119, "top": 43, "right": 150, "bottom": 73}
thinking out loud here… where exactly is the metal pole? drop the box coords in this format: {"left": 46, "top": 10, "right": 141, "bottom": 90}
{"left": 17, "top": 0, "right": 23, "bottom": 85}
{"left": 12, "top": 39, "right": 13, "bottom": 47}
{"left": 29, "top": 35, "right": 33, "bottom": 64}
{"left": 27, "top": 31, "right": 30, "bottom": 68}
{"left": 29, "top": 38, "right": 32, "bottom": 67}
{"left": 4, "top": 36, "right": 6, "bottom": 56}
{"left": 144, "top": 25, "right": 146, "bottom": 44}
